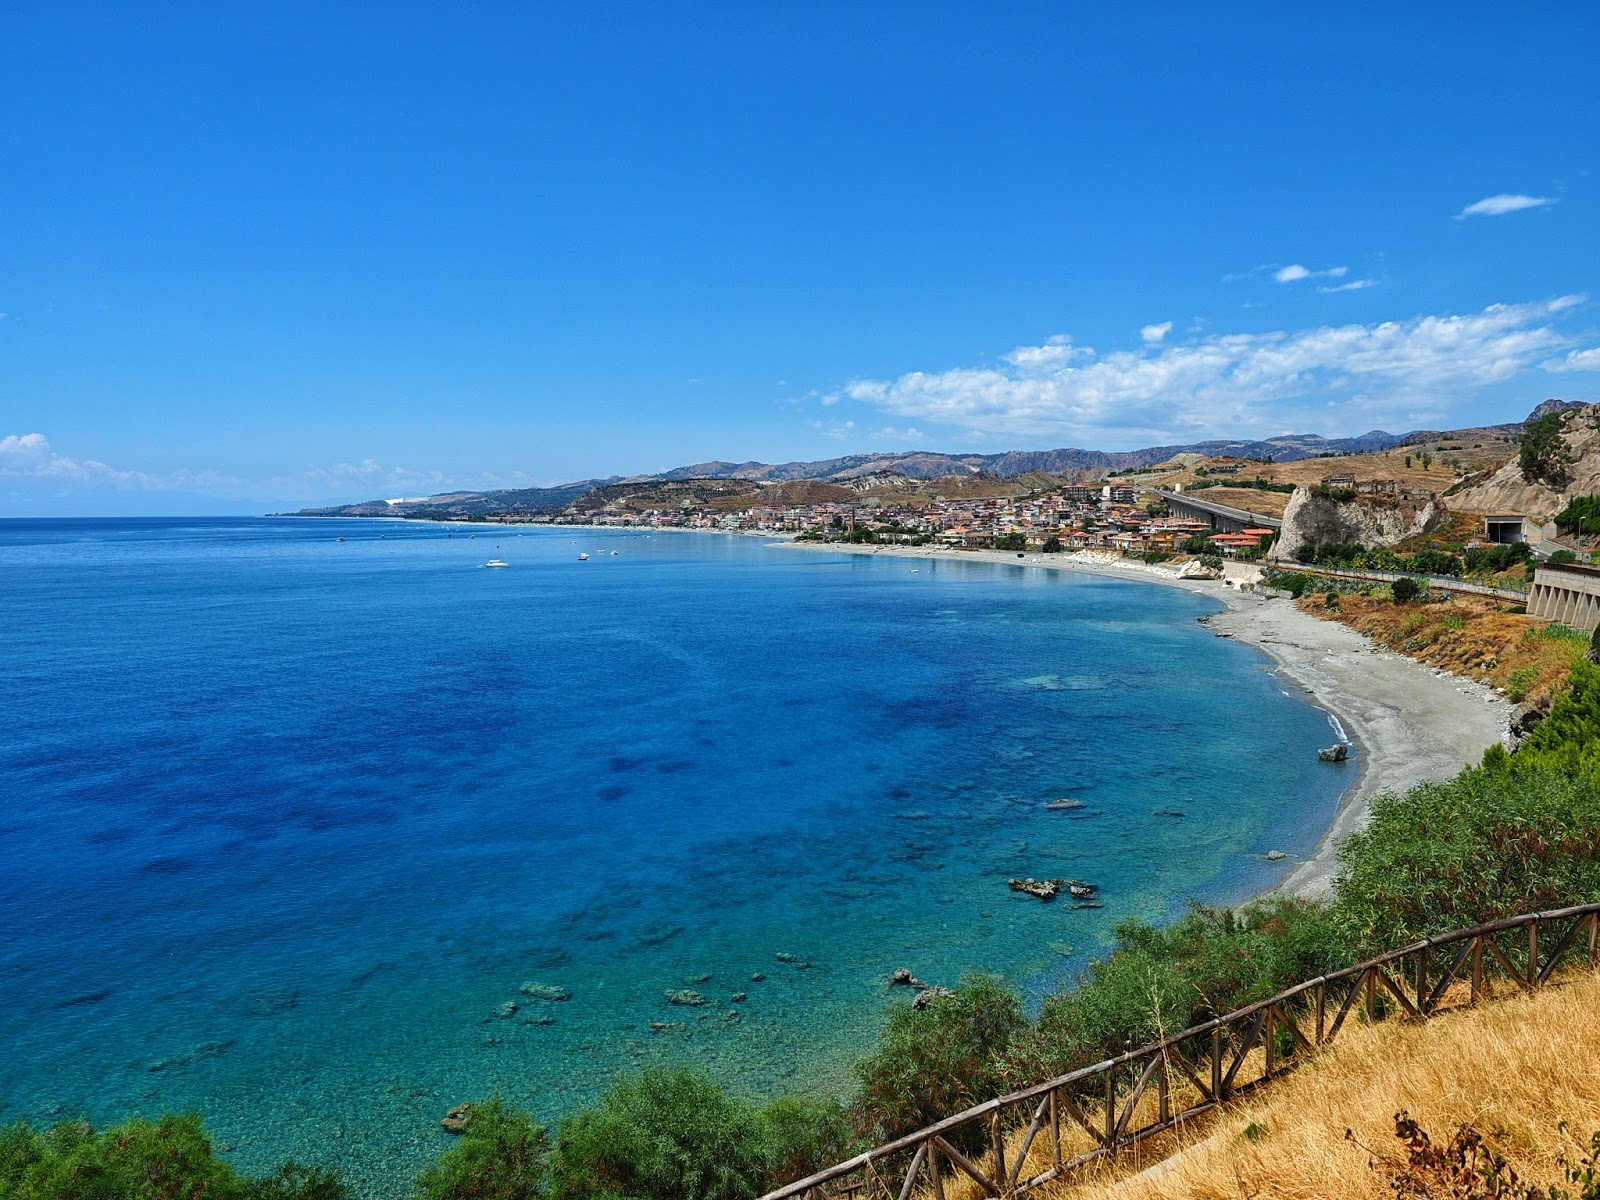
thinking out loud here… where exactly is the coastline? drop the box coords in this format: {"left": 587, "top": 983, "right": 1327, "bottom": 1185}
{"left": 777, "top": 540, "right": 1512, "bottom": 901}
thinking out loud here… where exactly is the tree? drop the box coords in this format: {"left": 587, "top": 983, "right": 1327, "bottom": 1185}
{"left": 1519, "top": 412, "right": 1573, "bottom": 487}
{"left": 1041, "top": 536, "right": 1063, "bottom": 553}
{"left": 994, "top": 532, "right": 1027, "bottom": 551}
{"left": 1392, "top": 577, "right": 1422, "bottom": 603}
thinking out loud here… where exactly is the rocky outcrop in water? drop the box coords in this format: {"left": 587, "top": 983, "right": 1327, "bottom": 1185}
{"left": 1319, "top": 743, "right": 1349, "bottom": 762}
{"left": 1009, "top": 878, "right": 1097, "bottom": 901}
{"left": 665, "top": 989, "right": 709, "bottom": 1007}
{"left": 441, "top": 1104, "right": 475, "bottom": 1135}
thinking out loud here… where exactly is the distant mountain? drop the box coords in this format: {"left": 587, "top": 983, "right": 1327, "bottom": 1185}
{"left": 284, "top": 425, "right": 1530, "bottom": 518}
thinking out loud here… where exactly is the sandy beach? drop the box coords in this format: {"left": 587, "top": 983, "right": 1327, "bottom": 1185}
{"left": 779, "top": 540, "right": 1512, "bottom": 900}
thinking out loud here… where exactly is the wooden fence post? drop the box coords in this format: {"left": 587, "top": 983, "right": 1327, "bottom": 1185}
{"left": 1212, "top": 1026, "right": 1224, "bottom": 1101}
{"left": 1530, "top": 920, "right": 1541, "bottom": 989}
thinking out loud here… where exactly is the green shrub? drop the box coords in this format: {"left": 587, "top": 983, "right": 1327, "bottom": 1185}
{"left": 550, "top": 1071, "right": 766, "bottom": 1200}
{"left": 994, "top": 532, "right": 1027, "bottom": 551}
{"left": 1391, "top": 576, "right": 1422, "bottom": 603}
{"left": 1012, "top": 901, "right": 1344, "bottom": 1084}
{"left": 1041, "top": 535, "right": 1063, "bottom": 553}
{"left": 754, "top": 1098, "right": 855, "bottom": 1190}
{"left": 1534, "top": 623, "right": 1591, "bottom": 645}
{"left": 1331, "top": 764, "right": 1600, "bottom": 950}
{"left": 851, "top": 974, "right": 1024, "bottom": 1147}
{"left": 0, "top": 1114, "right": 345, "bottom": 1200}
{"left": 1438, "top": 614, "right": 1466, "bottom": 630}
{"left": 1505, "top": 665, "right": 1540, "bottom": 703}
{"left": 415, "top": 1097, "right": 548, "bottom": 1200}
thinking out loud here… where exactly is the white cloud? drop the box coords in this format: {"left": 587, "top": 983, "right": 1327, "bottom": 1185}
{"left": 1276, "top": 264, "right": 1348, "bottom": 284}
{"left": 1545, "top": 347, "right": 1600, "bottom": 373}
{"left": 833, "top": 296, "right": 1589, "bottom": 443}
{"left": 1456, "top": 193, "right": 1557, "bottom": 219}
{"left": 1141, "top": 321, "right": 1173, "bottom": 345}
{"left": 0, "top": 433, "right": 245, "bottom": 491}
{"left": 1319, "top": 279, "right": 1379, "bottom": 294}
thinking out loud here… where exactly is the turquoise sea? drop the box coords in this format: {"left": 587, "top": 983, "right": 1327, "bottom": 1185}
{"left": 0, "top": 518, "right": 1350, "bottom": 1195}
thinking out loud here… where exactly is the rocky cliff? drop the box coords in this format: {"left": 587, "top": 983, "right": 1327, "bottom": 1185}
{"left": 1447, "top": 402, "right": 1600, "bottom": 524}
{"left": 1270, "top": 487, "right": 1448, "bottom": 562}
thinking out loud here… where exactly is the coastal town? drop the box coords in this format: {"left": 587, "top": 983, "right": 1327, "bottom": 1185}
{"left": 501, "top": 477, "right": 1284, "bottom": 557}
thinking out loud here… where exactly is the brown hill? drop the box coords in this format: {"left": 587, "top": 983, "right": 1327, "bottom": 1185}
{"left": 1448, "top": 402, "right": 1600, "bottom": 523}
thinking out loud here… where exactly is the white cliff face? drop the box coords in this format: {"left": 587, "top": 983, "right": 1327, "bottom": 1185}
{"left": 1270, "top": 486, "right": 1448, "bottom": 562}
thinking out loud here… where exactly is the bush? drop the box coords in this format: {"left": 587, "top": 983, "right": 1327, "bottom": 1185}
{"left": 551, "top": 1071, "right": 767, "bottom": 1200}
{"left": 994, "top": 532, "right": 1027, "bottom": 551}
{"left": 753, "top": 1098, "right": 855, "bottom": 1189}
{"left": 415, "top": 1097, "right": 548, "bottom": 1200}
{"left": 1332, "top": 764, "right": 1600, "bottom": 950}
{"left": 851, "top": 974, "right": 1024, "bottom": 1147}
{"left": 1391, "top": 577, "right": 1422, "bottom": 603}
{"left": 1012, "top": 902, "right": 1344, "bottom": 1082}
{"left": 1041, "top": 535, "right": 1063, "bottom": 553}
{"left": 0, "top": 1114, "right": 347, "bottom": 1200}
{"left": 1551, "top": 549, "right": 1579, "bottom": 565}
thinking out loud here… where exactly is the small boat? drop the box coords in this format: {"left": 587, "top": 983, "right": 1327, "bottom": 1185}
{"left": 1043, "top": 797, "right": 1085, "bottom": 811}
{"left": 578, "top": 552, "right": 590, "bottom": 561}
{"left": 485, "top": 559, "right": 509, "bottom": 569}
{"left": 336, "top": 537, "right": 345, "bottom": 542}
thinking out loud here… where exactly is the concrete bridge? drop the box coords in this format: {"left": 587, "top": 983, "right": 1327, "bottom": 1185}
{"left": 1529, "top": 560, "right": 1600, "bottom": 634}
{"left": 1153, "top": 489, "right": 1283, "bottom": 534}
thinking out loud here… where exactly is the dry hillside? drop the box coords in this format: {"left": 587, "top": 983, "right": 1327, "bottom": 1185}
{"left": 1041, "top": 968, "right": 1600, "bottom": 1200}
{"left": 1450, "top": 402, "right": 1600, "bottom": 521}
{"left": 1296, "top": 591, "right": 1586, "bottom": 706}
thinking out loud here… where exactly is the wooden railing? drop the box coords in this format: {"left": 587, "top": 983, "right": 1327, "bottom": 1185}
{"left": 761, "top": 903, "right": 1600, "bottom": 1200}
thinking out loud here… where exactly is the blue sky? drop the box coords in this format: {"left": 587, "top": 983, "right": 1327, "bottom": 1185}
{"left": 3, "top": 3, "right": 1598, "bottom": 513}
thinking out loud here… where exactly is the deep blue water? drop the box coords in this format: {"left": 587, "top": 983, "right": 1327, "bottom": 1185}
{"left": 0, "top": 518, "right": 1349, "bottom": 1194}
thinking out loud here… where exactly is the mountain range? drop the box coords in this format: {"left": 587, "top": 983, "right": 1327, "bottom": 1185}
{"left": 289, "top": 423, "right": 1528, "bottom": 519}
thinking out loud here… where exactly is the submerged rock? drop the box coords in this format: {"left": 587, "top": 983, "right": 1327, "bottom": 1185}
{"left": 730, "top": 992, "right": 748, "bottom": 1003}
{"left": 774, "top": 952, "right": 798, "bottom": 963}
{"left": 441, "top": 1104, "right": 475, "bottom": 1135}
{"left": 1043, "top": 797, "right": 1084, "bottom": 811}
{"left": 665, "top": 989, "right": 709, "bottom": 1007}
{"left": 749, "top": 972, "right": 767, "bottom": 983}
{"left": 1264, "top": 850, "right": 1289, "bottom": 862}
{"left": 683, "top": 973, "right": 712, "bottom": 985}
{"left": 1318, "top": 743, "right": 1349, "bottom": 763}
{"left": 492, "top": 1001, "right": 518, "bottom": 1019}
{"left": 649, "top": 1021, "right": 688, "bottom": 1035}
{"left": 519, "top": 982, "right": 572, "bottom": 1002}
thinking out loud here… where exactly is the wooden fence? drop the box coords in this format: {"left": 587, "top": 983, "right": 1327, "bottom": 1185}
{"left": 761, "top": 903, "right": 1600, "bottom": 1200}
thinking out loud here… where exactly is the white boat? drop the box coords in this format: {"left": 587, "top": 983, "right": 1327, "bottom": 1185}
{"left": 578, "top": 552, "right": 590, "bottom": 561}
{"left": 485, "top": 559, "right": 508, "bottom": 569}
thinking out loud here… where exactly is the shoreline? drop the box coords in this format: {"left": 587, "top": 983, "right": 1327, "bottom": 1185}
{"left": 777, "top": 540, "right": 1512, "bottom": 901}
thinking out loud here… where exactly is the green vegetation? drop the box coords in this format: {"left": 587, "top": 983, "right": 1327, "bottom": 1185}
{"left": 994, "top": 532, "right": 1027, "bottom": 551}
{"left": 415, "top": 1098, "right": 548, "bottom": 1200}
{"left": 1520, "top": 411, "right": 1574, "bottom": 487}
{"left": 851, "top": 974, "right": 1023, "bottom": 1148}
{"left": 1391, "top": 576, "right": 1423, "bottom": 603}
{"left": 0, "top": 1114, "right": 346, "bottom": 1200}
{"left": 1551, "top": 549, "right": 1580, "bottom": 565}
{"left": 1555, "top": 495, "right": 1600, "bottom": 536}
{"left": 1041, "top": 535, "right": 1063, "bottom": 553}
{"left": 1292, "top": 538, "right": 1537, "bottom": 586}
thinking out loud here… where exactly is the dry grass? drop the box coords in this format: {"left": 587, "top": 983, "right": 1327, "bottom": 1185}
{"left": 1299, "top": 592, "right": 1587, "bottom": 707}
{"left": 1035, "top": 968, "right": 1600, "bottom": 1200}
